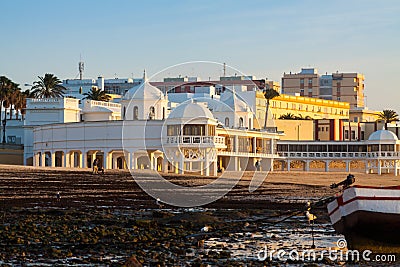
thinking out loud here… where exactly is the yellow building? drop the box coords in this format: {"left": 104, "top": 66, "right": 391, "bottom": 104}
{"left": 266, "top": 80, "right": 280, "bottom": 93}
{"left": 350, "top": 108, "right": 381, "bottom": 123}
{"left": 254, "top": 91, "right": 350, "bottom": 129}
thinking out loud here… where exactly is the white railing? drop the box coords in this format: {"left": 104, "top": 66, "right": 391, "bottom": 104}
{"left": 278, "top": 151, "right": 400, "bottom": 159}
{"left": 165, "top": 135, "right": 225, "bottom": 145}
{"left": 86, "top": 100, "right": 121, "bottom": 109}
{"left": 28, "top": 98, "right": 62, "bottom": 103}
{"left": 27, "top": 98, "right": 79, "bottom": 109}
{"left": 217, "top": 151, "right": 280, "bottom": 158}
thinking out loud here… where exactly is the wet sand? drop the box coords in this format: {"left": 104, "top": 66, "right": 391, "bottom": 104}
{"left": 0, "top": 165, "right": 399, "bottom": 266}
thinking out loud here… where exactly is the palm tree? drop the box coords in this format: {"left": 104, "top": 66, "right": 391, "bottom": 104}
{"left": 83, "top": 87, "right": 111, "bottom": 102}
{"left": 3, "top": 82, "right": 20, "bottom": 119}
{"left": 293, "top": 114, "right": 313, "bottom": 120}
{"left": 31, "top": 73, "right": 66, "bottom": 98}
{"left": 304, "top": 115, "right": 313, "bottom": 120}
{"left": 263, "top": 88, "right": 280, "bottom": 129}
{"left": 279, "top": 113, "right": 297, "bottom": 120}
{"left": 0, "top": 76, "right": 13, "bottom": 124}
{"left": 378, "top": 109, "right": 399, "bottom": 130}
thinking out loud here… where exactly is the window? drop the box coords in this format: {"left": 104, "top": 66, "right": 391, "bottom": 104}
{"left": 225, "top": 117, "right": 229, "bottom": 127}
{"left": 167, "top": 125, "right": 180, "bottom": 136}
{"left": 351, "top": 131, "right": 356, "bottom": 140}
{"left": 133, "top": 106, "right": 138, "bottom": 120}
{"left": 182, "top": 125, "right": 205, "bottom": 135}
{"left": 149, "top": 106, "right": 155, "bottom": 120}
{"left": 162, "top": 107, "right": 165, "bottom": 120}
{"left": 239, "top": 117, "right": 244, "bottom": 128}
{"left": 344, "top": 130, "right": 349, "bottom": 139}
{"left": 123, "top": 106, "right": 126, "bottom": 120}
{"left": 300, "top": 79, "right": 304, "bottom": 89}
{"left": 308, "top": 78, "right": 313, "bottom": 84}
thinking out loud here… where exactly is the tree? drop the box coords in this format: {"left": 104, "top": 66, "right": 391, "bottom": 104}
{"left": 83, "top": 87, "right": 111, "bottom": 102}
{"left": 378, "top": 109, "right": 399, "bottom": 130}
{"left": 263, "top": 88, "right": 280, "bottom": 129}
{"left": 3, "top": 82, "right": 20, "bottom": 119}
{"left": 0, "top": 76, "right": 13, "bottom": 124}
{"left": 31, "top": 73, "right": 66, "bottom": 98}
{"left": 279, "top": 113, "right": 297, "bottom": 120}
{"left": 17, "top": 89, "right": 35, "bottom": 120}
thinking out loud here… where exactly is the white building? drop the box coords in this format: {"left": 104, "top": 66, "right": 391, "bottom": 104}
{"left": 24, "top": 72, "right": 281, "bottom": 175}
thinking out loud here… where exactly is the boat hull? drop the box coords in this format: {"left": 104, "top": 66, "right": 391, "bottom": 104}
{"left": 327, "top": 186, "right": 400, "bottom": 253}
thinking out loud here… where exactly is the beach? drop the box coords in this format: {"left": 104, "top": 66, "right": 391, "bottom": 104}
{"left": 0, "top": 165, "right": 399, "bottom": 266}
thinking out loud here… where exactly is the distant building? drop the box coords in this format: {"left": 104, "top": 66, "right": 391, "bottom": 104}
{"left": 62, "top": 77, "right": 141, "bottom": 99}
{"left": 282, "top": 68, "right": 365, "bottom": 109}
{"left": 150, "top": 76, "right": 279, "bottom": 95}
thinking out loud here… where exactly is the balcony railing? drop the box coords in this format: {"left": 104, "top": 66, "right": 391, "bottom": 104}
{"left": 165, "top": 135, "right": 225, "bottom": 146}
{"left": 277, "top": 151, "right": 400, "bottom": 159}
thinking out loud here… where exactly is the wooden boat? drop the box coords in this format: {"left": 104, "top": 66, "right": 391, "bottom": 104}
{"left": 327, "top": 184, "right": 400, "bottom": 253}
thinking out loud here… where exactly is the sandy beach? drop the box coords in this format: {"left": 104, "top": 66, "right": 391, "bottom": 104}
{"left": 0, "top": 165, "right": 399, "bottom": 266}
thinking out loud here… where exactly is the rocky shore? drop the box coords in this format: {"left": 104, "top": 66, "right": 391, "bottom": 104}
{"left": 0, "top": 165, "right": 398, "bottom": 266}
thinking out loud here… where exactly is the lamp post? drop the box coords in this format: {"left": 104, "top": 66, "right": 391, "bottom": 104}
{"left": 2, "top": 117, "right": 6, "bottom": 144}
{"left": 297, "top": 123, "right": 301, "bottom": 141}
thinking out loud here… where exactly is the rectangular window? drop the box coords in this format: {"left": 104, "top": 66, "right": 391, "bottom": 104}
{"left": 351, "top": 131, "right": 356, "bottom": 140}
{"left": 308, "top": 78, "right": 313, "bottom": 84}
{"left": 345, "top": 130, "right": 349, "bottom": 139}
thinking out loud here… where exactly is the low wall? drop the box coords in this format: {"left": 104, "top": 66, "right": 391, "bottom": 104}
{"left": 0, "top": 144, "right": 24, "bottom": 165}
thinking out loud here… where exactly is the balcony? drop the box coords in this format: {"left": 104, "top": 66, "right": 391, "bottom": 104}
{"left": 164, "top": 136, "right": 226, "bottom": 148}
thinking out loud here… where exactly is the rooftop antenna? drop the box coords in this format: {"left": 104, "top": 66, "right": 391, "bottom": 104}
{"left": 223, "top": 62, "right": 226, "bottom": 77}
{"left": 78, "top": 54, "right": 84, "bottom": 80}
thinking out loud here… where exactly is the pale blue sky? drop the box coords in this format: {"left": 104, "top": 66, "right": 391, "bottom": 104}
{"left": 1, "top": 0, "right": 399, "bottom": 111}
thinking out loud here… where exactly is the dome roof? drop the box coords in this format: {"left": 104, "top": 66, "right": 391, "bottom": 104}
{"left": 215, "top": 90, "right": 249, "bottom": 112}
{"left": 368, "top": 130, "right": 398, "bottom": 141}
{"left": 168, "top": 100, "right": 214, "bottom": 120}
{"left": 122, "top": 70, "right": 164, "bottom": 100}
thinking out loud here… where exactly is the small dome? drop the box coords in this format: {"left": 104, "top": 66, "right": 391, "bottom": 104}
{"left": 168, "top": 101, "right": 214, "bottom": 120}
{"left": 122, "top": 70, "right": 164, "bottom": 100}
{"left": 368, "top": 130, "right": 398, "bottom": 141}
{"left": 215, "top": 90, "right": 249, "bottom": 112}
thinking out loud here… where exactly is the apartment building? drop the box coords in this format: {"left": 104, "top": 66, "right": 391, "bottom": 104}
{"left": 282, "top": 68, "right": 365, "bottom": 109}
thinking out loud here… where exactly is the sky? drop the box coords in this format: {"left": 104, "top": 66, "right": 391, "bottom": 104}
{"left": 1, "top": 0, "right": 399, "bottom": 111}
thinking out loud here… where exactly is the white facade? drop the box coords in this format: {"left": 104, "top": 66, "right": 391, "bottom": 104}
{"left": 24, "top": 98, "right": 81, "bottom": 165}
{"left": 25, "top": 74, "right": 281, "bottom": 175}
{"left": 82, "top": 100, "right": 121, "bottom": 121}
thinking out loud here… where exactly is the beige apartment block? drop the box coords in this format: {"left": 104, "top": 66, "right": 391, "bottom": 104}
{"left": 281, "top": 68, "right": 319, "bottom": 98}
{"left": 282, "top": 68, "right": 365, "bottom": 109}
